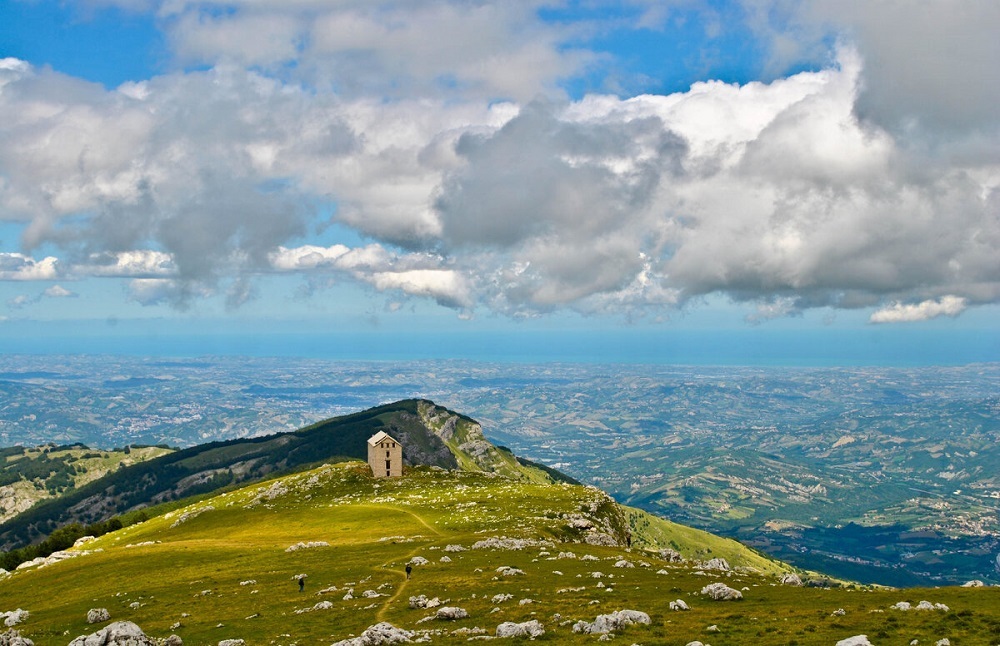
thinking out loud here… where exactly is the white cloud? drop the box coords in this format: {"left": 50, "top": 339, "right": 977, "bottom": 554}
{"left": 77, "top": 250, "right": 176, "bottom": 277}
{"left": 43, "top": 285, "right": 78, "bottom": 298}
{"left": 126, "top": 278, "right": 213, "bottom": 307}
{"left": 1, "top": 4, "right": 999, "bottom": 322}
{"left": 869, "top": 296, "right": 968, "bottom": 324}
{"left": 0, "top": 253, "right": 60, "bottom": 281}
{"left": 369, "top": 269, "right": 471, "bottom": 309}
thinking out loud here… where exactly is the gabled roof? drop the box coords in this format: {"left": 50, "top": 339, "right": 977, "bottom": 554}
{"left": 368, "top": 430, "right": 399, "bottom": 446}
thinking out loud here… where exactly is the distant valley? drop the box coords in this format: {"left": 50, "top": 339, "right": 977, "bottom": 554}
{"left": 1, "top": 355, "right": 997, "bottom": 586}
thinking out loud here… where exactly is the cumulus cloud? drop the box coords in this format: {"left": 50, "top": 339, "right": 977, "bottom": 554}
{"left": 0, "top": 254, "right": 60, "bottom": 281}
{"left": 270, "top": 243, "right": 472, "bottom": 309}
{"left": 1, "top": 3, "right": 998, "bottom": 322}
{"left": 43, "top": 285, "right": 78, "bottom": 298}
{"left": 869, "top": 296, "right": 968, "bottom": 324}
{"left": 6, "top": 284, "right": 78, "bottom": 310}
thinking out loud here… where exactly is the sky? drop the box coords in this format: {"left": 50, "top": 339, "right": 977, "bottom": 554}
{"left": 0, "top": 0, "right": 998, "bottom": 362}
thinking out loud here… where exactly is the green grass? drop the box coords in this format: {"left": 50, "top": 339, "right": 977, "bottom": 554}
{"left": 1, "top": 462, "right": 998, "bottom": 645}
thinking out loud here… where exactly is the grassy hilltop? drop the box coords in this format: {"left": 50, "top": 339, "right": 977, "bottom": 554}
{"left": 1, "top": 462, "right": 998, "bottom": 645}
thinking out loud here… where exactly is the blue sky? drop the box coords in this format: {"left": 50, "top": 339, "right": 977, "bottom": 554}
{"left": 0, "top": 0, "right": 998, "bottom": 362}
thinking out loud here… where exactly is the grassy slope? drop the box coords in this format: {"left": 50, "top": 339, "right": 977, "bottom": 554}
{"left": 1, "top": 463, "right": 998, "bottom": 646}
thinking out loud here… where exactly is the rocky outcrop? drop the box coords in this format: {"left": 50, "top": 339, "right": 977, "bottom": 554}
{"left": 835, "top": 636, "right": 872, "bottom": 646}
{"left": 435, "top": 607, "right": 468, "bottom": 620}
{"left": 86, "top": 609, "right": 111, "bottom": 624}
{"left": 0, "top": 611, "right": 27, "bottom": 628}
{"left": 0, "top": 629, "right": 33, "bottom": 646}
{"left": 68, "top": 621, "right": 156, "bottom": 646}
{"left": 572, "top": 609, "right": 651, "bottom": 634}
{"left": 331, "top": 622, "right": 413, "bottom": 646}
{"left": 700, "top": 558, "right": 730, "bottom": 571}
{"left": 496, "top": 620, "right": 544, "bottom": 638}
{"left": 701, "top": 583, "right": 743, "bottom": 601}
{"left": 780, "top": 573, "right": 802, "bottom": 586}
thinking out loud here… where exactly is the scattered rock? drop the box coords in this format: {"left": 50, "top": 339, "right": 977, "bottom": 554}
{"left": 780, "top": 573, "right": 802, "bottom": 586}
{"left": 69, "top": 621, "right": 157, "bottom": 646}
{"left": 700, "top": 583, "right": 743, "bottom": 601}
{"left": 331, "top": 622, "right": 413, "bottom": 646}
{"left": 835, "top": 636, "right": 873, "bottom": 646}
{"left": 706, "top": 624, "right": 719, "bottom": 632}
{"left": 700, "top": 558, "right": 730, "bottom": 571}
{"left": 1, "top": 610, "right": 28, "bottom": 628}
{"left": 891, "top": 602, "right": 912, "bottom": 611}
{"left": 162, "top": 636, "right": 182, "bottom": 646}
{"left": 285, "top": 541, "right": 329, "bottom": 552}
{"left": 0, "top": 628, "right": 33, "bottom": 646}
{"left": 472, "top": 537, "right": 553, "bottom": 551}
{"left": 495, "top": 566, "right": 524, "bottom": 577}
{"left": 435, "top": 607, "right": 469, "bottom": 621}
{"left": 572, "top": 609, "right": 651, "bottom": 634}
{"left": 660, "top": 549, "right": 683, "bottom": 563}
{"left": 408, "top": 556, "right": 428, "bottom": 566}
{"left": 495, "top": 620, "right": 545, "bottom": 638}
{"left": 294, "top": 601, "right": 334, "bottom": 614}
{"left": 87, "top": 608, "right": 111, "bottom": 624}
{"left": 491, "top": 594, "right": 513, "bottom": 604}
{"left": 669, "top": 600, "right": 689, "bottom": 611}
{"left": 832, "top": 608, "right": 846, "bottom": 617}
{"left": 444, "top": 544, "right": 465, "bottom": 552}
{"left": 439, "top": 556, "right": 452, "bottom": 563}
{"left": 409, "top": 596, "right": 441, "bottom": 610}
{"left": 218, "top": 641, "right": 245, "bottom": 646}
{"left": 961, "top": 580, "right": 984, "bottom": 588}
{"left": 584, "top": 533, "right": 618, "bottom": 547}
{"left": 613, "top": 560, "right": 634, "bottom": 568}
{"left": 935, "top": 639, "right": 950, "bottom": 646}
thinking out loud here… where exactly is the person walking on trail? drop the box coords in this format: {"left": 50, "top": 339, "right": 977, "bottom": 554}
{"left": 298, "top": 576, "right": 305, "bottom": 592}
{"left": 405, "top": 564, "right": 412, "bottom": 580}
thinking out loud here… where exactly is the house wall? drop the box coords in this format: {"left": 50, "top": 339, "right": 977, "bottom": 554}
{"left": 368, "top": 438, "right": 403, "bottom": 478}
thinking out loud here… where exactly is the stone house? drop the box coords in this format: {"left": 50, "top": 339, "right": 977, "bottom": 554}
{"left": 367, "top": 430, "right": 403, "bottom": 478}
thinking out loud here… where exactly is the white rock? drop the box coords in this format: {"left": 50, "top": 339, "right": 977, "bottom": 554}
{"left": 86, "top": 608, "right": 111, "bottom": 624}
{"left": 435, "top": 607, "right": 469, "bottom": 620}
{"left": 408, "top": 556, "right": 428, "bottom": 566}
{"left": 495, "top": 620, "right": 545, "bottom": 638}
{"left": 891, "top": 601, "right": 912, "bottom": 611}
{"left": 572, "top": 609, "right": 651, "bottom": 634}
{"left": 495, "top": 566, "right": 524, "bottom": 577}
{"left": 836, "top": 636, "right": 873, "bottom": 646}
{"left": 700, "top": 558, "right": 730, "bottom": 571}
{"left": 670, "top": 600, "right": 689, "bottom": 611}
{"left": 961, "top": 579, "right": 984, "bottom": 587}
{"left": 780, "top": 573, "right": 802, "bottom": 586}
{"left": 1, "top": 610, "right": 28, "bottom": 628}
{"left": 331, "top": 621, "right": 414, "bottom": 645}
{"left": 0, "top": 628, "right": 34, "bottom": 646}
{"left": 935, "top": 639, "right": 950, "bottom": 646}
{"left": 69, "top": 621, "right": 157, "bottom": 646}
{"left": 700, "top": 583, "right": 743, "bottom": 601}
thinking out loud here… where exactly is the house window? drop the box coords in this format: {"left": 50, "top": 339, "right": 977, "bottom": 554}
{"left": 386, "top": 460, "right": 391, "bottom": 471}
{"left": 386, "top": 450, "right": 390, "bottom": 458}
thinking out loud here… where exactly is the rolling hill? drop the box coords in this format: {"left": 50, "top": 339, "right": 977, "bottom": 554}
{"left": 0, "top": 400, "right": 571, "bottom": 552}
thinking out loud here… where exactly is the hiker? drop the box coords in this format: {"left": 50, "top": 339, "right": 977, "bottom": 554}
{"left": 405, "top": 564, "right": 412, "bottom": 579}
{"left": 298, "top": 576, "right": 305, "bottom": 592}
